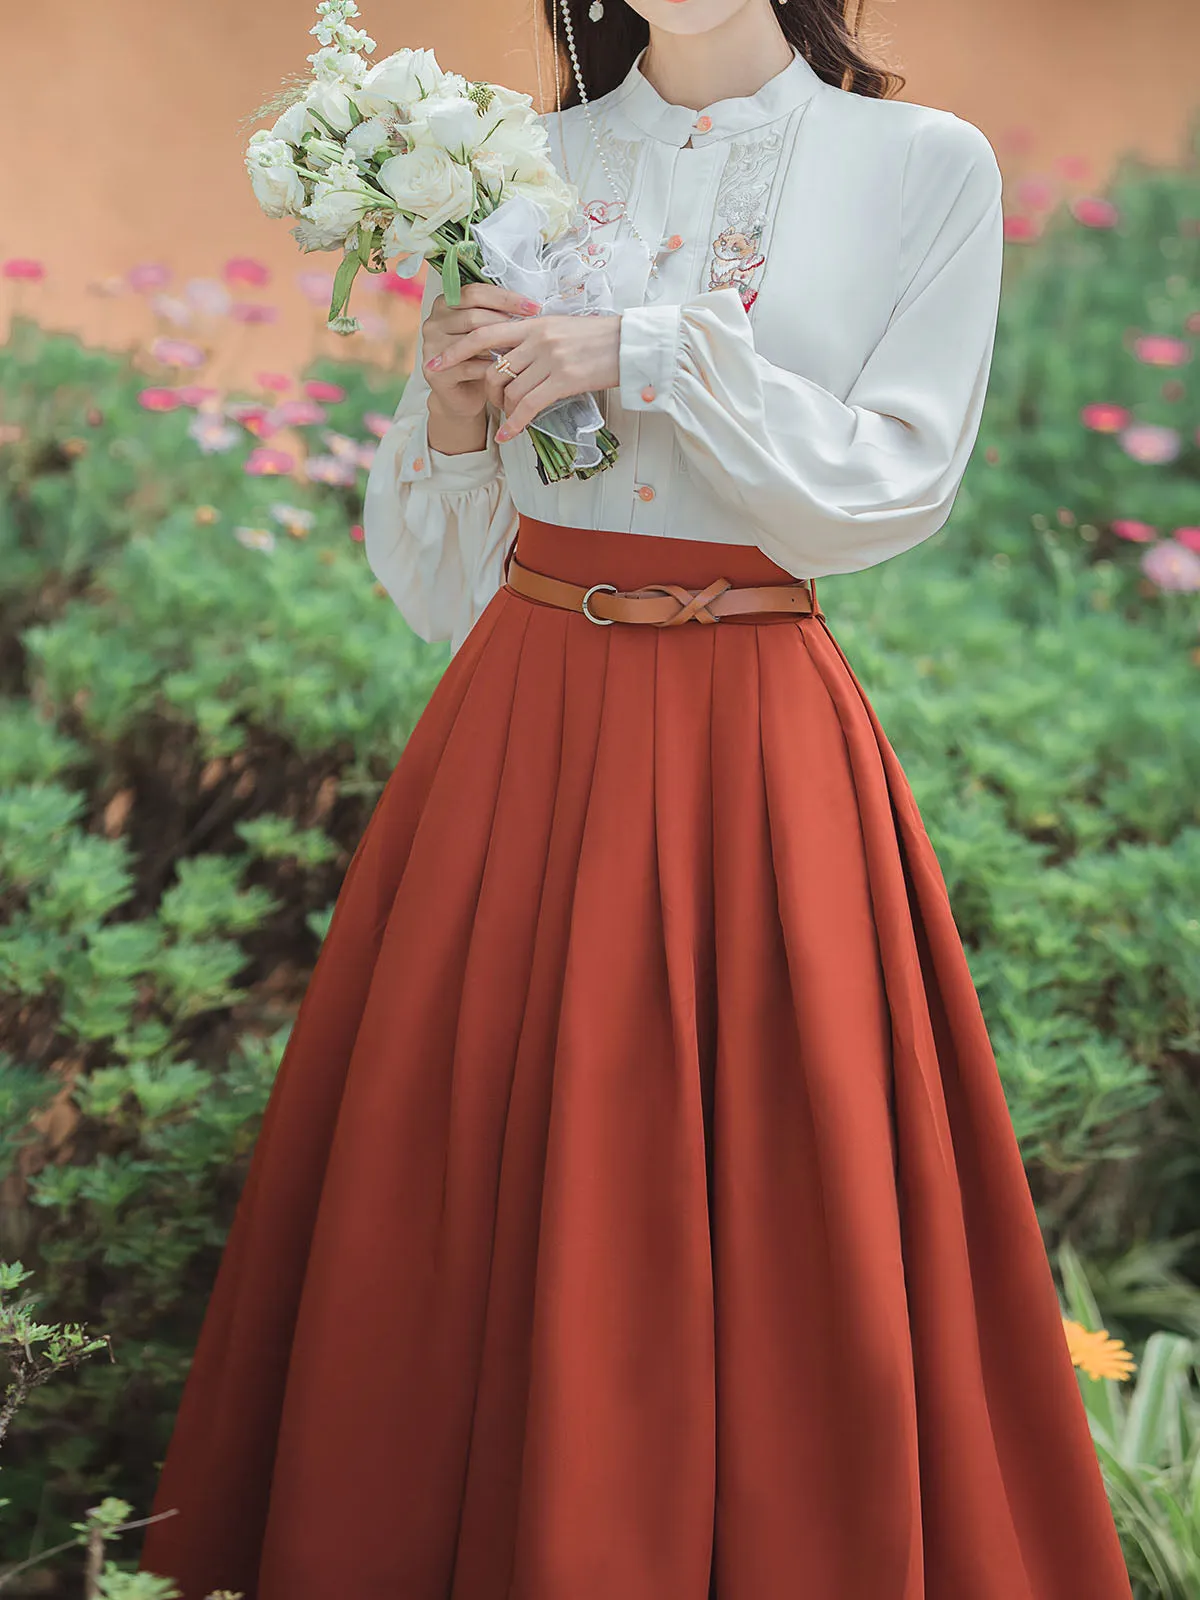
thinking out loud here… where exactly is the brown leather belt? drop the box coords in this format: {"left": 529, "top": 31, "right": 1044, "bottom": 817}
{"left": 504, "top": 553, "right": 821, "bottom": 627}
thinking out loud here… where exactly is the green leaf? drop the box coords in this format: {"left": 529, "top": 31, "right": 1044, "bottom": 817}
{"left": 440, "top": 243, "right": 462, "bottom": 307}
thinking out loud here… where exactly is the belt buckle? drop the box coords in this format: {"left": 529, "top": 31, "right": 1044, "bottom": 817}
{"left": 581, "top": 582, "right": 617, "bottom": 626}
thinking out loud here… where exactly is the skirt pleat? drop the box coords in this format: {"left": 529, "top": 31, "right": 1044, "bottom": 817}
{"left": 141, "top": 518, "right": 1131, "bottom": 1600}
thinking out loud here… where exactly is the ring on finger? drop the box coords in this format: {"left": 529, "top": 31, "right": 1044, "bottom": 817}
{"left": 493, "top": 352, "right": 517, "bottom": 377}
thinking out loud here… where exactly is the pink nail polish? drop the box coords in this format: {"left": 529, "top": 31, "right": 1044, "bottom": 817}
{"left": 425, "top": 354, "right": 443, "bottom": 370}
{"left": 496, "top": 425, "right": 512, "bottom": 442}
{"left": 519, "top": 299, "right": 541, "bottom": 314}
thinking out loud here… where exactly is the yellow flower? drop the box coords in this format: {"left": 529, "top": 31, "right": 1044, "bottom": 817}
{"left": 1062, "top": 1317, "right": 1137, "bottom": 1382}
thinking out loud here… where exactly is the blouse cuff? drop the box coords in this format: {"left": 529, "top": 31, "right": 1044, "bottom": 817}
{"left": 618, "top": 303, "right": 683, "bottom": 412}
{"left": 394, "top": 402, "right": 502, "bottom": 492}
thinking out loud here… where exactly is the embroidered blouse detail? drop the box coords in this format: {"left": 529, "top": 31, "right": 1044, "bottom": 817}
{"left": 363, "top": 46, "right": 1006, "bottom": 654}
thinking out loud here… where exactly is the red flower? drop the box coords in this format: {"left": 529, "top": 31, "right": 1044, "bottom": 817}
{"left": 304, "top": 379, "right": 347, "bottom": 403}
{"left": 1110, "top": 520, "right": 1157, "bottom": 543}
{"left": 1080, "top": 402, "right": 1131, "bottom": 434}
{"left": 380, "top": 270, "right": 425, "bottom": 302}
{"left": 3, "top": 258, "right": 46, "bottom": 281}
{"left": 1017, "top": 176, "right": 1056, "bottom": 213}
{"left": 350, "top": 523, "right": 365, "bottom": 542}
{"left": 244, "top": 447, "right": 295, "bottom": 476}
{"left": 1133, "top": 335, "right": 1191, "bottom": 367}
{"left": 231, "top": 302, "right": 279, "bottom": 325}
{"left": 1070, "top": 197, "right": 1119, "bottom": 230}
{"left": 225, "top": 257, "right": 271, "bottom": 288}
{"left": 1174, "top": 528, "right": 1200, "bottom": 554}
{"left": 1003, "top": 214, "right": 1040, "bottom": 244}
{"left": 138, "top": 388, "right": 184, "bottom": 412}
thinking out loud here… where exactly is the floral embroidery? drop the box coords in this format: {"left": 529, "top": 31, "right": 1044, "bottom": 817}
{"left": 706, "top": 130, "right": 784, "bottom": 313}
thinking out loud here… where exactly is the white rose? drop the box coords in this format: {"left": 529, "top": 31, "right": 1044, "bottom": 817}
{"left": 358, "top": 48, "right": 446, "bottom": 112}
{"left": 377, "top": 145, "right": 473, "bottom": 232}
{"left": 471, "top": 147, "right": 507, "bottom": 196}
{"left": 381, "top": 215, "right": 435, "bottom": 273}
{"left": 272, "top": 100, "right": 311, "bottom": 146}
{"left": 410, "top": 94, "right": 487, "bottom": 161}
{"left": 305, "top": 78, "right": 356, "bottom": 134}
{"left": 510, "top": 167, "right": 579, "bottom": 241}
{"left": 245, "top": 132, "right": 306, "bottom": 219}
{"left": 481, "top": 117, "right": 553, "bottom": 179}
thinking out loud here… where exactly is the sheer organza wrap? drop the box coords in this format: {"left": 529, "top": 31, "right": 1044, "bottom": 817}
{"left": 471, "top": 193, "right": 640, "bottom": 469}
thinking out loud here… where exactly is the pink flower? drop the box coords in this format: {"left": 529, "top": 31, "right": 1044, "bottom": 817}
{"left": 1003, "top": 214, "right": 1041, "bottom": 244}
{"left": 1055, "top": 155, "right": 1092, "bottom": 183}
{"left": 363, "top": 411, "right": 393, "bottom": 438}
{"left": 356, "top": 441, "right": 378, "bottom": 470}
{"left": 305, "top": 379, "right": 347, "bottom": 403}
{"left": 127, "top": 262, "right": 171, "bottom": 292}
{"left": 1017, "top": 176, "right": 1056, "bottom": 212}
{"left": 3, "top": 257, "right": 46, "bottom": 281}
{"left": 230, "top": 302, "right": 279, "bottom": 325}
{"left": 303, "top": 453, "right": 358, "bottom": 487}
{"left": 297, "top": 270, "right": 337, "bottom": 306}
{"left": 243, "top": 412, "right": 279, "bottom": 440}
{"left": 350, "top": 522, "right": 365, "bottom": 542}
{"left": 1133, "top": 334, "right": 1191, "bottom": 367}
{"left": 1071, "top": 197, "right": 1119, "bottom": 230}
{"left": 138, "top": 387, "right": 184, "bottom": 412}
{"left": 225, "top": 257, "right": 271, "bottom": 288}
{"left": 1111, "top": 520, "right": 1157, "bottom": 543}
{"left": 272, "top": 398, "right": 328, "bottom": 427}
{"left": 1119, "top": 423, "right": 1181, "bottom": 465}
{"left": 1140, "top": 540, "right": 1200, "bottom": 593}
{"left": 256, "top": 371, "right": 292, "bottom": 393}
{"left": 150, "top": 336, "right": 207, "bottom": 370}
{"left": 1174, "top": 527, "right": 1200, "bottom": 553}
{"left": 323, "top": 430, "right": 360, "bottom": 460}
{"left": 185, "top": 278, "right": 233, "bottom": 317}
{"left": 1000, "top": 126, "right": 1035, "bottom": 156}
{"left": 245, "top": 447, "right": 295, "bottom": 476}
{"left": 1080, "top": 402, "right": 1131, "bottom": 434}
{"left": 380, "top": 270, "right": 425, "bottom": 301}
{"left": 1187, "top": 311, "right": 1200, "bottom": 336}
{"left": 176, "top": 384, "right": 221, "bottom": 406}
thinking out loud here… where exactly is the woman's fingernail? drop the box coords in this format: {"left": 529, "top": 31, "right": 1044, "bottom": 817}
{"left": 425, "top": 354, "right": 443, "bottom": 370}
{"left": 519, "top": 299, "right": 541, "bottom": 314}
{"left": 496, "top": 425, "right": 512, "bottom": 441}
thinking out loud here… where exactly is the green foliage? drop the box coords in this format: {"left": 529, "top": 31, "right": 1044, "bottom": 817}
{"left": 1059, "top": 1242, "right": 1200, "bottom": 1598}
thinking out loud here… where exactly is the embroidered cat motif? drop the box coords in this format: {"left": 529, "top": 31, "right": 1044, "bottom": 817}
{"left": 708, "top": 223, "right": 767, "bottom": 311}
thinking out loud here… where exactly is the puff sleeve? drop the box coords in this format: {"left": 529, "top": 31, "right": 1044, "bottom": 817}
{"left": 616, "top": 115, "right": 1005, "bottom": 578}
{"left": 362, "top": 269, "right": 519, "bottom": 653}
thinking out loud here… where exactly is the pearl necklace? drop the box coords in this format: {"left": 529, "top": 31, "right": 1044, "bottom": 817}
{"left": 554, "top": 0, "right": 661, "bottom": 278}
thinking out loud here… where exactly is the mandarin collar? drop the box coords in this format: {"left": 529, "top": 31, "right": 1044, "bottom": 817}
{"left": 609, "top": 45, "right": 824, "bottom": 147}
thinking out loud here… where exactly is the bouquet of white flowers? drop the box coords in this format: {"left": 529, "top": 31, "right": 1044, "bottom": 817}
{"left": 244, "top": 0, "right": 622, "bottom": 483}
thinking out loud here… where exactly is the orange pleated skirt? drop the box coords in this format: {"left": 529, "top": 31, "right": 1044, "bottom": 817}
{"left": 141, "top": 516, "right": 1132, "bottom": 1599}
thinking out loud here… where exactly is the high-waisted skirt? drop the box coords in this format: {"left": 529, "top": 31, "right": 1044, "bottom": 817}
{"left": 140, "top": 516, "right": 1132, "bottom": 1600}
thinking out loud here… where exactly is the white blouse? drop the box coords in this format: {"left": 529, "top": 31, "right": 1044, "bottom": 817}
{"left": 363, "top": 45, "right": 1005, "bottom": 654}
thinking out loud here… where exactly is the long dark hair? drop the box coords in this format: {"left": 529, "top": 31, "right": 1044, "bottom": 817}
{"left": 540, "top": 0, "right": 904, "bottom": 106}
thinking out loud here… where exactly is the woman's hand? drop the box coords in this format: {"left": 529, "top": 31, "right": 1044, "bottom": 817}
{"left": 425, "top": 312, "right": 622, "bottom": 442}
{"left": 422, "top": 282, "right": 544, "bottom": 423}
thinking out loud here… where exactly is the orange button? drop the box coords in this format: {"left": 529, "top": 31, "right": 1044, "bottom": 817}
{"left": 636, "top": 484, "right": 655, "bottom": 502}
{"left": 694, "top": 115, "right": 712, "bottom": 133}
{"left": 412, "top": 456, "right": 425, "bottom": 471}
{"left": 666, "top": 234, "right": 683, "bottom": 251}
{"left": 640, "top": 384, "right": 656, "bottom": 403}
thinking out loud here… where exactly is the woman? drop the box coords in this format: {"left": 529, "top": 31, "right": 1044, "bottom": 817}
{"left": 141, "top": 0, "right": 1135, "bottom": 1595}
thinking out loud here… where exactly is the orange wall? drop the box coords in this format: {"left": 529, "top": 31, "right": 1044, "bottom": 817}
{"left": 1, "top": 0, "right": 1196, "bottom": 381}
